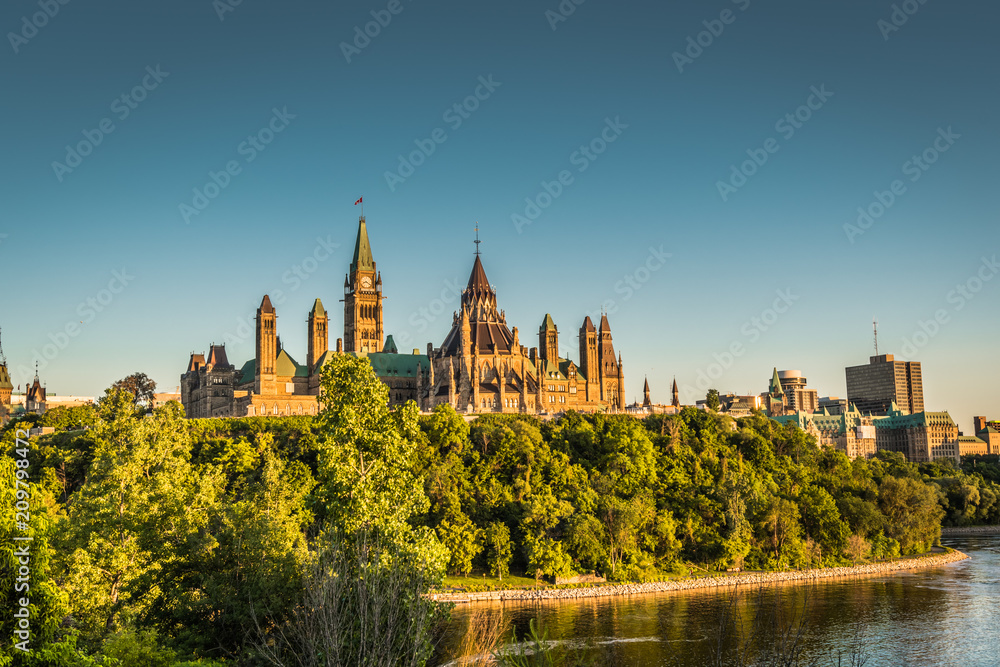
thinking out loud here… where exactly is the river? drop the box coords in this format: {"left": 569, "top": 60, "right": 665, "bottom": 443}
{"left": 435, "top": 535, "right": 1000, "bottom": 666}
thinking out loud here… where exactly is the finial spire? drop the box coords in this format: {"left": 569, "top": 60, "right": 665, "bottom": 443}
{"left": 0, "top": 326, "right": 5, "bottom": 365}
{"left": 474, "top": 222, "right": 481, "bottom": 256}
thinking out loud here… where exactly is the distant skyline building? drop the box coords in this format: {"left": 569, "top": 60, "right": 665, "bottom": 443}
{"left": 874, "top": 408, "right": 957, "bottom": 463}
{"left": 777, "top": 370, "right": 819, "bottom": 414}
{"left": 845, "top": 354, "right": 924, "bottom": 416}
{"left": 974, "top": 416, "right": 1000, "bottom": 454}
{"left": 774, "top": 405, "right": 877, "bottom": 460}
{"left": 819, "top": 396, "right": 848, "bottom": 415}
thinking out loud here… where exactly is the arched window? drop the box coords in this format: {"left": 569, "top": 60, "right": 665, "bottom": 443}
{"left": 272, "top": 404, "right": 278, "bottom": 415}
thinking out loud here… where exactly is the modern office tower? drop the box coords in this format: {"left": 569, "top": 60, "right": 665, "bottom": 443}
{"left": 845, "top": 354, "right": 924, "bottom": 416}
{"left": 777, "top": 370, "right": 819, "bottom": 413}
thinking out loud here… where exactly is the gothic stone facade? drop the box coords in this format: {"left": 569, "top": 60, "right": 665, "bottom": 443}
{"left": 423, "top": 255, "right": 624, "bottom": 414}
{"left": 181, "top": 218, "right": 625, "bottom": 418}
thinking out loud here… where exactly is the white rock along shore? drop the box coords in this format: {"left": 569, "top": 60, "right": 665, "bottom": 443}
{"left": 940, "top": 525, "right": 1000, "bottom": 535}
{"left": 433, "top": 550, "right": 969, "bottom": 604}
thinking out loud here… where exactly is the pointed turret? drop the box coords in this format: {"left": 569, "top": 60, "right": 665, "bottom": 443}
{"left": 539, "top": 314, "right": 558, "bottom": 363}
{"left": 308, "top": 298, "right": 329, "bottom": 371}
{"left": 770, "top": 368, "right": 784, "bottom": 396}
{"left": 0, "top": 328, "right": 12, "bottom": 408}
{"left": 642, "top": 376, "right": 651, "bottom": 408}
{"left": 256, "top": 295, "right": 278, "bottom": 392}
{"left": 350, "top": 217, "right": 375, "bottom": 273}
{"left": 466, "top": 255, "right": 491, "bottom": 295}
{"left": 672, "top": 377, "right": 680, "bottom": 408}
{"left": 344, "top": 217, "right": 383, "bottom": 353}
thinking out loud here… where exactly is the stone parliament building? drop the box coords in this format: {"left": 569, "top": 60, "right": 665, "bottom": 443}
{"left": 181, "top": 218, "right": 626, "bottom": 418}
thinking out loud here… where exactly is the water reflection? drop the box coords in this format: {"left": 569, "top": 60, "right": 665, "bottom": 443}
{"left": 435, "top": 536, "right": 999, "bottom": 666}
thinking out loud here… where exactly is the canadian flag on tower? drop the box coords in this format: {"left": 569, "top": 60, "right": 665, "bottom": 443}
{"left": 354, "top": 197, "right": 362, "bottom": 205}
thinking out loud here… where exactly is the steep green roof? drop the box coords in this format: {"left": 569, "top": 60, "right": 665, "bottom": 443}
{"left": 0, "top": 363, "right": 12, "bottom": 391}
{"left": 351, "top": 218, "right": 375, "bottom": 272}
{"left": 770, "top": 368, "right": 784, "bottom": 395}
{"left": 310, "top": 298, "right": 326, "bottom": 317}
{"left": 541, "top": 313, "right": 557, "bottom": 331}
{"left": 365, "top": 351, "right": 429, "bottom": 378}
{"left": 238, "top": 359, "right": 255, "bottom": 385}
{"left": 383, "top": 335, "right": 398, "bottom": 354}
{"left": 276, "top": 349, "right": 309, "bottom": 378}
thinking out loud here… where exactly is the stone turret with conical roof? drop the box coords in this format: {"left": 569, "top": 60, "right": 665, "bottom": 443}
{"left": 539, "top": 313, "right": 558, "bottom": 363}
{"left": 770, "top": 367, "right": 784, "bottom": 396}
{"left": 643, "top": 376, "right": 651, "bottom": 408}
{"left": 597, "top": 313, "right": 622, "bottom": 409}
{"left": 578, "top": 316, "right": 599, "bottom": 402}
{"left": 255, "top": 295, "right": 277, "bottom": 394}
{"left": 344, "top": 216, "right": 383, "bottom": 353}
{"left": 672, "top": 377, "right": 680, "bottom": 408}
{"left": 0, "top": 328, "right": 12, "bottom": 414}
{"left": 307, "top": 298, "right": 328, "bottom": 371}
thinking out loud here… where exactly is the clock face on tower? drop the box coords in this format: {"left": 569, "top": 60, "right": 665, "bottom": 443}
{"left": 361, "top": 276, "right": 372, "bottom": 288}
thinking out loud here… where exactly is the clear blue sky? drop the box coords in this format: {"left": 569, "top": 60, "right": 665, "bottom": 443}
{"left": 1, "top": 0, "right": 997, "bottom": 431}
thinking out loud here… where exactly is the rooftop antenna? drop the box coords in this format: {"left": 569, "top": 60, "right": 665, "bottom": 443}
{"left": 474, "top": 222, "right": 481, "bottom": 255}
{"left": 873, "top": 317, "right": 879, "bottom": 356}
{"left": 0, "top": 326, "right": 5, "bottom": 365}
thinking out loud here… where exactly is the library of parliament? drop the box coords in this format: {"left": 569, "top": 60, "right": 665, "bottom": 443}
{"left": 180, "top": 217, "right": 626, "bottom": 418}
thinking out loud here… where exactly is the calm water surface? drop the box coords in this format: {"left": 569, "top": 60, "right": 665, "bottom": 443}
{"left": 436, "top": 536, "right": 1000, "bottom": 666}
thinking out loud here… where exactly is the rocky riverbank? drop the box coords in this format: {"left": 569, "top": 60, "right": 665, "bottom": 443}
{"left": 941, "top": 525, "right": 1000, "bottom": 536}
{"left": 433, "top": 550, "right": 969, "bottom": 604}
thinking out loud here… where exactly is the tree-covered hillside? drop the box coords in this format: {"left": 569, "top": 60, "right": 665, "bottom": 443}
{"left": 2, "top": 355, "right": 998, "bottom": 665}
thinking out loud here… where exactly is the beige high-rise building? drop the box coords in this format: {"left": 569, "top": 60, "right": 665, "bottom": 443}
{"left": 846, "top": 354, "right": 923, "bottom": 416}
{"left": 777, "top": 370, "right": 819, "bottom": 413}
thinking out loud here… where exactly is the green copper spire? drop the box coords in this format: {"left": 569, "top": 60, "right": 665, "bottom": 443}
{"left": 770, "top": 368, "right": 784, "bottom": 395}
{"left": 350, "top": 217, "right": 375, "bottom": 273}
